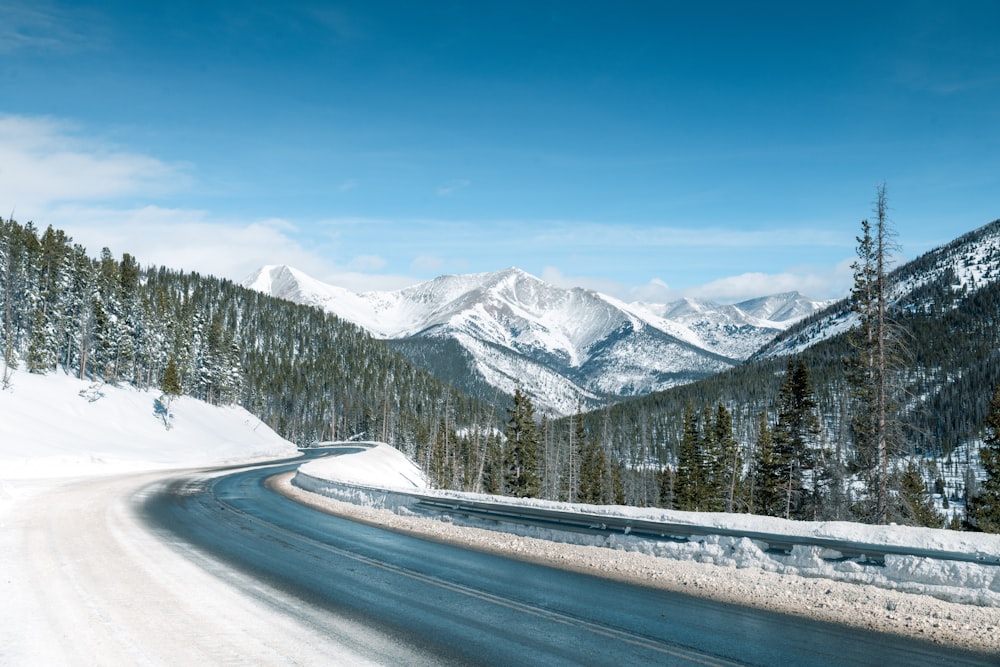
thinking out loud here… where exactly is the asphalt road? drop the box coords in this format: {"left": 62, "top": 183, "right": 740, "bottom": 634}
{"left": 139, "top": 456, "right": 997, "bottom": 666}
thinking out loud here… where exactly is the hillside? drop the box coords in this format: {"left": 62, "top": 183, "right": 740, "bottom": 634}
{"left": 755, "top": 219, "right": 1000, "bottom": 359}
{"left": 0, "top": 367, "right": 296, "bottom": 479}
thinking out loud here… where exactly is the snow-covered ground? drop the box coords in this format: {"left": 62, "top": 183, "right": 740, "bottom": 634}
{"left": 0, "top": 367, "right": 297, "bottom": 484}
{"left": 0, "top": 369, "right": 434, "bottom": 665}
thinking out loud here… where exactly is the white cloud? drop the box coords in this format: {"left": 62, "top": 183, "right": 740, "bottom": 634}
{"left": 43, "top": 206, "right": 320, "bottom": 281}
{"left": 545, "top": 264, "right": 851, "bottom": 305}
{"left": 533, "top": 222, "right": 847, "bottom": 250}
{"left": 626, "top": 278, "right": 674, "bottom": 303}
{"left": 681, "top": 265, "right": 852, "bottom": 303}
{"left": 42, "top": 205, "right": 425, "bottom": 293}
{"left": 0, "top": 2, "right": 97, "bottom": 54}
{"left": 0, "top": 115, "right": 190, "bottom": 216}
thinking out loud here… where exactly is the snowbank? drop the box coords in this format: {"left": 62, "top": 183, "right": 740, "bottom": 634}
{"left": 294, "top": 442, "right": 429, "bottom": 511}
{"left": 297, "top": 446, "right": 1000, "bottom": 608}
{"left": 298, "top": 442, "right": 428, "bottom": 488}
{"left": 0, "top": 368, "right": 297, "bottom": 481}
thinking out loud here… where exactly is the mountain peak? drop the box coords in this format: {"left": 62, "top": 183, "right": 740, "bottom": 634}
{"left": 244, "top": 264, "right": 828, "bottom": 414}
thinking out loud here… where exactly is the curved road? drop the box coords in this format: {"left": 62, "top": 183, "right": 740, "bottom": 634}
{"left": 135, "top": 456, "right": 994, "bottom": 666}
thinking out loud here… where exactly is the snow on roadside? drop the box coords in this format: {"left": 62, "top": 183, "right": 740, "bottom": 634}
{"left": 277, "top": 472, "right": 1000, "bottom": 654}
{"left": 0, "top": 368, "right": 297, "bottom": 486}
{"left": 296, "top": 443, "right": 1000, "bottom": 612}
{"left": 299, "top": 442, "right": 428, "bottom": 489}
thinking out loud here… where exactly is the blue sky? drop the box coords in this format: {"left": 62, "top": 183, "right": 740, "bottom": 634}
{"left": 2, "top": 1, "right": 998, "bottom": 302}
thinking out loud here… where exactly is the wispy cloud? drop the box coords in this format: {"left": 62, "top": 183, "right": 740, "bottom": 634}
{"left": 540, "top": 266, "right": 631, "bottom": 298}
{"left": 40, "top": 205, "right": 421, "bottom": 292}
{"left": 545, "top": 265, "right": 850, "bottom": 305}
{"left": 0, "top": 2, "right": 101, "bottom": 54}
{"left": 0, "top": 115, "right": 189, "bottom": 215}
{"left": 673, "top": 255, "right": 854, "bottom": 303}
{"left": 43, "top": 206, "right": 314, "bottom": 280}
{"left": 532, "top": 221, "right": 848, "bottom": 250}
{"left": 436, "top": 179, "right": 471, "bottom": 196}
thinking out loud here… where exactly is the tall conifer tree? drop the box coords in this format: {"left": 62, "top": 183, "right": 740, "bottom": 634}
{"left": 848, "top": 183, "right": 901, "bottom": 523}
{"left": 970, "top": 385, "right": 1000, "bottom": 533}
{"left": 751, "top": 410, "right": 782, "bottom": 516}
{"left": 675, "top": 403, "right": 706, "bottom": 510}
{"left": 503, "top": 387, "right": 541, "bottom": 497}
{"left": 772, "top": 358, "right": 821, "bottom": 519}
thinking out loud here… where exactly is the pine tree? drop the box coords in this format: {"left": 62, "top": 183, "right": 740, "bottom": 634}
{"left": 657, "top": 466, "right": 674, "bottom": 509}
{"left": 161, "top": 356, "right": 183, "bottom": 396}
{"left": 92, "top": 248, "right": 121, "bottom": 381}
{"left": 847, "top": 183, "right": 901, "bottom": 524}
{"left": 896, "top": 459, "right": 944, "bottom": 528}
{"left": 429, "top": 417, "right": 450, "bottom": 488}
{"left": 503, "top": 387, "right": 541, "bottom": 498}
{"left": 970, "top": 385, "right": 1000, "bottom": 533}
{"left": 675, "top": 403, "right": 707, "bottom": 510}
{"left": 26, "top": 306, "right": 56, "bottom": 373}
{"left": 0, "top": 219, "right": 11, "bottom": 387}
{"left": 751, "top": 410, "right": 782, "bottom": 516}
{"left": 483, "top": 433, "right": 505, "bottom": 495}
{"left": 561, "top": 405, "right": 585, "bottom": 502}
{"left": 772, "top": 358, "right": 821, "bottom": 519}
{"left": 577, "top": 435, "right": 606, "bottom": 504}
{"left": 710, "top": 403, "right": 742, "bottom": 512}
{"left": 70, "top": 245, "right": 97, "bottom": 380}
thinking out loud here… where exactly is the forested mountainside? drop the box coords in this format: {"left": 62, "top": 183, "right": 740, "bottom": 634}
{"left": 571, "top": 218, "right": 1000, "bottom": 513}
{"left": 0, "top": 218, "right": 492, "bottom": 456}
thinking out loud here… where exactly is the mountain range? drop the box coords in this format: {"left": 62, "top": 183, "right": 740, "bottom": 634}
{"left": 244, "top": 265, "right": 830, "bottom": 415}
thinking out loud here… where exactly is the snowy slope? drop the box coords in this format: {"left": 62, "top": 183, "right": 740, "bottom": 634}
{"left": 244, "top": 266, "right": 826, "bottom": 414}
{"left": 0, "top": 368, "right": 297, "bottom": 480}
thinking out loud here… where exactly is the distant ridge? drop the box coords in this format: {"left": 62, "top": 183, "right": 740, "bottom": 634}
{"left": 244, "top": 266, "right": 829, "bottom": 415}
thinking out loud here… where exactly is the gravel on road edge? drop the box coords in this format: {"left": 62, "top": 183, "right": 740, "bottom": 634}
{"left": 271, "top": 473, "right": 999, "bottom": 655}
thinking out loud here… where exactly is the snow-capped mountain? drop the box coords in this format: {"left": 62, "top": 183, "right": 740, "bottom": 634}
{"left": 755, "top": 218, "right": 1000, "bottom": 360}
{"left": 244, "top": 265, "right": 828, "bottom": 415}
{"left": 629, "top": 292, "right": 832, "bottom": 361}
